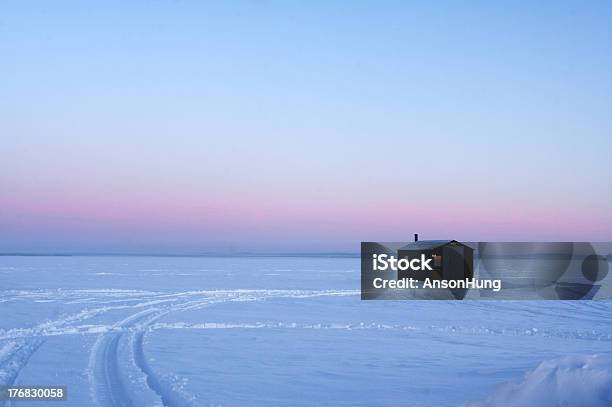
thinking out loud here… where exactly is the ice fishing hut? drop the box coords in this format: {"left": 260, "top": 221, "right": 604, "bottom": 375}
{"left": 397, "top": 238, "right": 473, "bottom": 282}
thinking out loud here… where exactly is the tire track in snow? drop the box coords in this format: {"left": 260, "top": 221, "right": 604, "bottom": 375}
{"left": 1, "top": 288, "right": 357, "bottom": 406}
{"left": 89, "top": 308, "right": 161, "bottom": 407}
{"left": 90, "top": 290, "right": 358, "bottom": 407}
{"left": 89, "top": 293, "right": 233, "bottom": 407}
{"left": 0, "top": 291, "right": 184, "bottom": 401}
{"left": 97, "top": 334, "right": 131, "bottom": 407}
{"left": 0, "top": 339, "right": 45, "bottom": 407}
{"left": 126, "top": 290, "right": 360, "bottom": 406}
{"left": 0, "top": 297, "right": 161, "bottom": 404}
{"left": 128, "top": 295, "right": 241, "bottom": 407}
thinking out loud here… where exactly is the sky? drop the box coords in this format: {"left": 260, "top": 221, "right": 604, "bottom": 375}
{"left": 1, "top": 1, "right": 612, "bottom": 253}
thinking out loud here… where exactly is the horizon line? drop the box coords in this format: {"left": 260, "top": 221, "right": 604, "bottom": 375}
{"left": 0, "top": 252, "right": 361, "bottom": 258}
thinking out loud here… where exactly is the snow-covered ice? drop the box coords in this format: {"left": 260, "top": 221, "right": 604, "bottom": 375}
{"left": 465, "top": 354, "right": 612, "bottom": 407}
{"left": 0, "top": 256, "right": 611, "bottom": 406}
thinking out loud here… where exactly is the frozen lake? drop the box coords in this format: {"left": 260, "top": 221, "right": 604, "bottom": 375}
{"left": 1, "top": 256, "right": 611, "bottom": 406}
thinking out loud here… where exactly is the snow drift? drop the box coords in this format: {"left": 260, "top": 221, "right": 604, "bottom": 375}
{"left": 465, "top": 354, "right": 612, "bottom": 407}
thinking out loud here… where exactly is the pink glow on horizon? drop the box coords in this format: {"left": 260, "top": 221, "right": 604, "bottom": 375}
{"left": 2, "top": 189, "right": 610, "bottom": 252}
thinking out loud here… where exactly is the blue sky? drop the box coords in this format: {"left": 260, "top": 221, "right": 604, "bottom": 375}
{"left": 1, "top": 1, "right": 612, "bottom": 253}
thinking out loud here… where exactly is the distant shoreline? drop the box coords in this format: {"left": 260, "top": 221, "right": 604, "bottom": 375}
{"left": 0, "top": 252, "right": 360, "bottom": 258}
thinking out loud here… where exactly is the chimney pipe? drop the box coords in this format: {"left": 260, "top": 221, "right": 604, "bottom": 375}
{"left": 414, "top": 233, "right": 418, "bottom": 242}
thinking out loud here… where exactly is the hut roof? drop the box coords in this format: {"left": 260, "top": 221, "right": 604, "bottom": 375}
{"left": 399, "top": 240, "right": 461, "bottom": 251}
